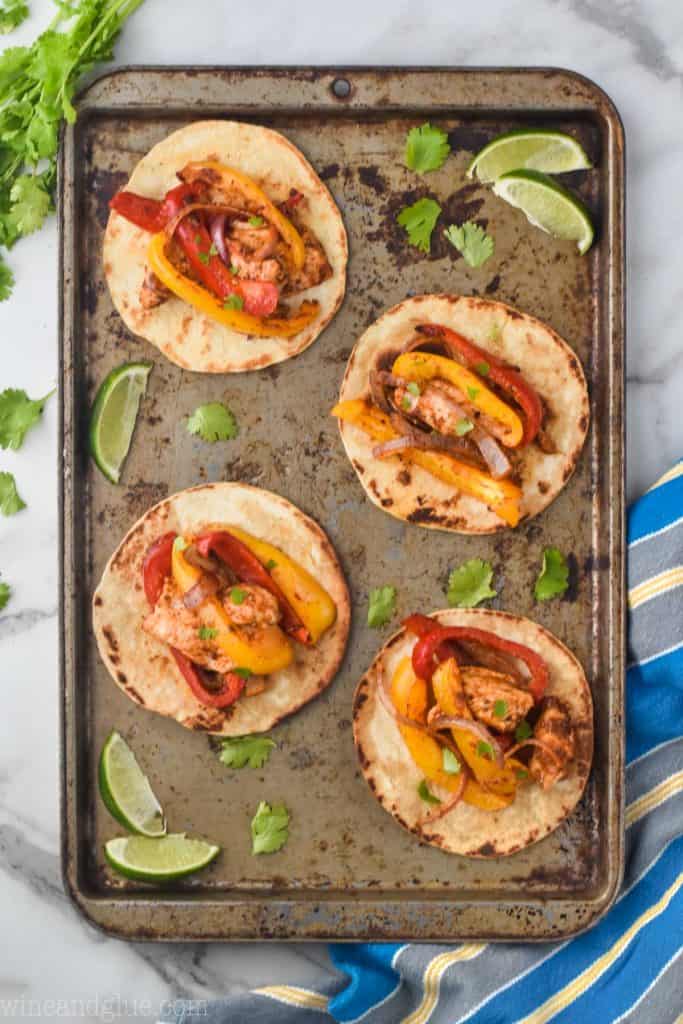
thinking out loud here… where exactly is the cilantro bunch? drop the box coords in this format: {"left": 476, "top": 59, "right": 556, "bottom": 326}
{"left": 0, "top": 0, "right": 145, "bottom": 298}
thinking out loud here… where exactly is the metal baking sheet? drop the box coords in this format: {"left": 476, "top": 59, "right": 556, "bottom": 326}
{"left": 60, "top": 67, "right": 625, "bottom": 941}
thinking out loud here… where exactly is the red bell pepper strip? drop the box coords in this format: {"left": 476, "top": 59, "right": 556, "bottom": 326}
{"left": 110, "top": 181, "right": 279, "bottom": 318}
{"left": 405, "top": 619, "right": 549, "bottom": 703}
{"left": 141, "top": 531, "right": 246, "bottom": 708}
{"left": 417, "top": 323, "right": 544, "bottom": 446}
{"left": 402, "top": 613, "right": 462, "bottom": 663}
{"left": 196, "top": 530, "right": 312, "bottom": 646}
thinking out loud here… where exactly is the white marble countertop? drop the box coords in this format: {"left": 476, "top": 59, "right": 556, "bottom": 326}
{"left": 1, "top": 0, "right": 682, "bottom": 1017}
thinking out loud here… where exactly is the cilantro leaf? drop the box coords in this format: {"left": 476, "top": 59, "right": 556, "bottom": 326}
{"left": 515, "top": 720, "right": 532, "bottom": 743}
{"left": 397, "top": 197, "right": 441, "bottom": 253}
{"left": 493, "top": 699, "right": 508, "bottom": 718}
{"left": 229, "top": 586, "right": 247, "bottom": 605}
{"left": 404, "top": 123, "right": 450, "bottom": 173}
{"left": 455, "top": 418, "right": 474, "bottom": 436}
{"left": 0, "top": 386, "right": 53, "bottom": 449}
{"left": 248, "top": 215, "right": 264, "bottom": 227}
{"left": 173, "top": 535, "right": 187, "bottom": 553}
{"left": 0, "top": 470, "right": 25, "bottom": 514}
{"left": 224, "top": 294, "right": 244, "bottom": 311}
{"left": 515, "top": 767, "right": 529, "bottom": 781}
{"left": 476, "top": 740, "right": 493, "bottom": 760}
{"left": 186, "top": 401, "right": 238, "bottom": 443}
{"left": 0, "top": 0, "right": 28, "bottom": 35}
{"left": 442, "top": 748, "right": 461, "bottom": 774}
{"left": 534, "top": 546, "right": 569, "bottom": 602}
{"left": 475, "top": 360, "right": 490, "bottom": 376}
{"left": 444, "top": 221, "right": 494, "bottom": 268}
{"left": 406, "top": 381, "right": 421, "bottom": 397}
{"left": 467, "top": 386, "right": 480, "bottom": 400}
{"left": 219, "top": 736, "right": 276, "bottom": 770}
{"left": 7, "top": 175, "right": 50, "bottom": 236}
{"left": 0, "top": 578, "right": 10, "bottom": 611}
{"left": 233, "top": 667, "right": 253, "bottom": 679}
{"left": 447, "top": 558, "right": 497, "bottom": 608}
{"left": 251, "top": 800, "right": 290, "bottom": 854}
{"left": 265, "top": 559, "right": 277, "bottom": 571}
{"left": 0, "top": 256, "right": 14, "bottom": 301}
{"left": 417, "top": 779, "right": 441, "bottom": 805}
{"left": 367, "top": 585, "right": 397, "bottom": 628}
{"left": 198, "top": 626, "right": 217, "bottom": 641}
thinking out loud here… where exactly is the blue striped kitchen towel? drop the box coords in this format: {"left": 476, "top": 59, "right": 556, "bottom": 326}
{"left": 163, "top": 462, "right": 683, "bottom": 1024}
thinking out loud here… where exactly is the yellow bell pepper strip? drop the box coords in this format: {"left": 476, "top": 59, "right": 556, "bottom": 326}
{"left": 332, "top": 399, "right": 522, "bottom": 527}
{"left": 431, "top": 658, "right": 517, "bottom": 808}
{"left": 223, "top": 526, "right": 337, "bottom": 644}
{"left": 147, "top": 231, "right": 320, "bottom": 339}
{"left": 392, "top": 351, "right": 524, "bottom": 448}
{"left": 171, "top": 539, "right": 293, "bottom": 676}
{"left": 181, "top": 160, "right": 306, "bottom": 271}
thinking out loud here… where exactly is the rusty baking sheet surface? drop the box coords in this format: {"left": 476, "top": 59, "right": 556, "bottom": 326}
{"left": 60, "top": 68, "right": 625, "bottom": 941}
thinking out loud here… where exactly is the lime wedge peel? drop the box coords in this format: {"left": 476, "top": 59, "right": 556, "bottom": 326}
{"left": 467, "top": 129, "right": 592, "bottom": 183}
{"left": 89, "top": 361, "right": 152, "bottom": 484}
{"left": 98, "top": 731, "right": 166, "bottom": 837}
{"left": 492, "top": 169, "right": 595, "bottom": 255}
{"left": 104, "top": 835, "right": 220, "bottom": 882}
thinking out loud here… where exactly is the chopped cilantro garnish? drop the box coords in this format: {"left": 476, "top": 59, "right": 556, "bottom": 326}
{"left": 219, "top": 736, "right": 276, "bottom": 769}
{"left": 367, "top": 585, "right": 397, "bottom": 628}
{"left": 198, "top": 251, "right": 210, "bottom": 265}
{"left": 0, "top": 387, "right": 54, "bottom": 450}
{"left": 265, "top": 559, "right": 278, "bottom": 571}
{"left": 230, "top": 586, "right": 247, "bottom": 605}
{"left": 224, "top": 294, "right": 245, "bottom": 311}
{"left": 406, "top": 381, "right": 421, "bottom": 397}
{"left": 0, "top": 0, "right": 29, "bottom": 35}
{"left": 172, "top": 536, "right": 187, "bottom": 553}
{"left": 233, "top": 667, "right": 253, "bottom": 679}
{"left": 515, "top": 720, "right": 533, "bottom": 743}
{"left": 209, "top": 243, "right": 218, "bottom": 256}
{"left": 401, "top": 395, "right": 412, "bottom": 410}
{"left": 444, "top": 221, "right": 494, "bottom": 268}
{"left": 476, "top": 740, "right": 494, "bottom": 760}
{"left": 455, "top": 418, "right": 474, "bottom": 436}
{"left": 493, "top": 699, "right": 508, "bottom": 718}
{"left": 404, "top": 123, "right": 450, "bottom": 173}
{"left": 251, "top": 800, "right": 289, "bottom": 854}
{"left": 0, "top": 471, "right": 25, "bottom": 515}
{"left": 534, "top": 547, "right": 570, "bottom": 602}
{"left": 186, "top": 402, "right": 239, "bottom": 442}
{"left": 447, "top": 558, "right": 496, "bottom": 609}
{"left": 248, "top": 215, "right": 265, "bottom": 227}
{"left": 515, "top": 768, "right": 529, "bottom": 781}
{"left": 198, "top": 626, "right": 217, "bottom": 641}
{"left": 475, "top": 360, "right": 490, "bottom": 376}
{"left": 442, "top": 748, "right": 461, "bottom": 774}
{"left": 397, "top": 197, "right": 442, "bottom": 253}
{"left": 229, "top": 264, "right": 240, "bottom": 276}
{"left": 417, "top": 779, "right": 441, "bottom": 805}
{"left": 466, "top": 385, "right": 480, "bottom": 401}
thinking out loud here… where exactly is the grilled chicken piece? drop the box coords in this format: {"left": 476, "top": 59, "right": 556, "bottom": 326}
{"left": 142, "top": 578, "right": 235, "bottom": 674}
{"left": 461, "top": 667, "right": 534, "bottom": 733}
{"left": 282, "top": 221, "right": 333, "bottom": 294}
{"left": 394, "top": 378, "right": 511, "bottom": 446}
{"left": 140, "top": 267, "right": 171, "bottom": 310}
{"left": 222, "top": 584, "right": 281, "bottom": 628}
{"left": 529, "top": 697, "right": 575, "bottom": 790}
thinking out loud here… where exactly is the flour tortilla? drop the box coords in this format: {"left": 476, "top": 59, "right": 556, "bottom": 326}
{"left": 338, "top": 294, "right": 589, "bottom": 533}
{"left": 353, "top": 609, "right": 593, "bottom": 857}
{"left": 93, "top": 483, "right": 350, "bottom": 734}
{"left": 103, "top": 120, "right": 347, "bottom": 373}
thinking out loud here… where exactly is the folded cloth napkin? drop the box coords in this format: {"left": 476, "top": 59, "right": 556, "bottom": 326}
{"left": 161, "top": 463, "right": 683, "bottom": 1024}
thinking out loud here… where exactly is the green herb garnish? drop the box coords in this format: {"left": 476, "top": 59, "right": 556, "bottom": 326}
{"left": 493, "top": 700, "right": 508, "bottom": 718}
{"left": 224, "top": 294, "right": 245, "bottom": 311}
{"left": 186, "top": 402, "right": 238, "bottom": 442}
{"left": 442, "top": 748, "right": 461, "bottom": 774}
{"left": 406, "top": 381, "right": 421, "bottom": 397}
{"left": 476, "top": 741, "right": 493, "bottom": 760}
{"left": 172, "top": 535, "right": 187, "bottom": 553}
{"left": 0, "top": 0, "right": 29, "bottom": 34}
{"left": 444, "top": 221, "right": 494, "bottom": 268}
{"left": 233, "top": 667, "right": 253, "bottom": 679}
{"left": 0, "top": 472, "right": 25, "bottom": 515}
{"left": 198, "top": 626, "right": 217, "bottom": 641}
{"left": 404, "top": 123, "right": 450, "bottom": 173}
{"left": 447, "top": 558, "right": 496, "bottom": 608}
{"left": 251, "top": 801, "right": 289, "bottom": 855}
{"left": 467, "top": 386, "right": 480, "bottom": 401}
{"left": 367, "top": 585, "right": 397, "bottom": 628}
{"left": 265, "top": 559, "right": 278, "bottom": 571}
{"left": 219, "top": 736, "right": 276, "bottom": 769}
{"left": 0, "top": 387, "right": 54, "bottom": 450}
{"left": 515, "top": 720, "right": 533, "bottom": 743}
{"left": 248, "top": 215, "right": 265, "bottom": 227}
{"left": 397, "top": 197, "right": 442, "bottom": 253}
{"left": 534, "top": 547, "right": 569, "bottom": 602}
{"left": 417, "top": 779, "right": 441, "bottom": 805}
{"left": 230, "top": 587, "right": 247, "bottom": 605}
{"left": 475, "top": 361, "right": 490, "bottom": 376}
{"left": 0, "top": 578, "right": 10, "bottom": 611}
{"left": 198, "top": 251, "right": 210, "bottom": 265}
{"left": 455, "top": 418, "right": 474, "bottom": 436}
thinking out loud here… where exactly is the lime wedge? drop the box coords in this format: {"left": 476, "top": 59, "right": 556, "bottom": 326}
{"left": 492, "top": 169, "right": 594, "bottom": 254}
{"left": 467, "top": 129, "right": 591, "bottom": 182}
{"left": 89, "top": 361, "right": 152, "bottom": 483}
{"left": 98, "top": 731, "right": 166, "bottom": 837}
{"left": 104, "top": 834, "right": 220, "bottom": 882}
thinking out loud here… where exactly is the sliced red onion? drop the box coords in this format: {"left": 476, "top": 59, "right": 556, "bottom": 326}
{"left": 504, "top": 737, "right": 563, "bottom": 766}
{"left": 183, "top": 544, "right": 219, "bottom": 574}
{"left": 375, "top": 668, "right": 461, "bottom": 755}
{"left": 427, "top": 712, "right": 504, "bottom": 768}
{"left": 183, "top": 573, "right": 219, "bottom": 610}
{"left": 472, "top": 427, "right": 512, "bottom": 478}
{"left": 372, "top": 435, "right": 416, "bottom": 459}
{"left": 209, "top": 212, "right": 229, "bottom": 264}
{"left": 422, "top": 770, "right": 467, "bottom": 823}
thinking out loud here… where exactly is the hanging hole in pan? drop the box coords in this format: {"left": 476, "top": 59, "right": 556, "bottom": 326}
{"left": 331, "top": 77, "right": 352, "bottom": 100}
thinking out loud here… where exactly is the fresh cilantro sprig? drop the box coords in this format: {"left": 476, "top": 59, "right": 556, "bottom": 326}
{"left": 0, "top": 471, "right": 25, "bottom": 514}
{"left": 404, "top": 123, "right": 450, "bottom": 174}
{"left": 447, "top": 558, "right": 497, "bottom": 608}
{"left": 534, "top": 547, "right": 569, "bottom": 602}
{"left": 186, "top": 401, "right": 238, "bottom": 442}
{"left": 0, "top": 0, "right": 29, "bottom": 35}
{"left": 219, "top": 736, "right": 276, "bottom": 770}
{"left": 444, "top": 221, "right": 495, "bottom": 268}
{"left": 0, "top": 0, "right": 146, "bottom": 298}
{"left": 367, "top": 585, "right": 397, "bottom": 628}
{"left": 417, "top": 779, "right": 441, "bottom": 805}
{"left": 251, "top": 800, "right": 290, "bottom": 855}
{"left": 397, "top": 197, "right": 441, "bottom": 253}
{"left": 0, "top": 387, "right": 54, "bottom": 449}
{"left": 0, "top": 576, "right": 10, "bottom": 610}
